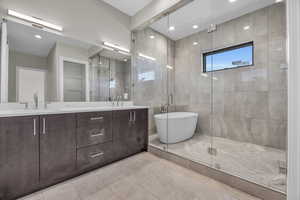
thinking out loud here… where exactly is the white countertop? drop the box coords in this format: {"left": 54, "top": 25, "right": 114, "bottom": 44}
{"left": 0, "top": 106, "right": 149, "bottom": 118}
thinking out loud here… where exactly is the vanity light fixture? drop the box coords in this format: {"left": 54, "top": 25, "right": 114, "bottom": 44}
{"left": 103, "top": 42, "right": 130, "bottom": 53}
{"left": 193, "top": 25, "right": 199, "bottom": 29}
{"left": 102, "top": 46, "right": 114, "bottom": 51}
{"left": 8, "top": 10, "right": 63, "bottom": 31}
{"left": 138, "top": 53, "right": 156, "bottom": 61}
{"left": 34, "top": 34, "right": 42, "bottom": 39}
{"left": 118, "top": 50, "right": 131, "bottom": 56}
{"left": 169, "top": 26, "right": 175, "bottom": 31}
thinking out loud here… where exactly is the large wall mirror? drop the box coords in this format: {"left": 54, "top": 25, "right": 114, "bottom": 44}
{"left": 5, "top": 19, "right": 131, "bottom": 103}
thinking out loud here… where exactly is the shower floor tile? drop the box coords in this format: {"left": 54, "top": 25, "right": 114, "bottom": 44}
{"left": 149, "top": 134, "right": 286, "bottom": 193}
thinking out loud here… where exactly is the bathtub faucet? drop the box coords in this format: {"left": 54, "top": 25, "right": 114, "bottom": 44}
{"left": 160, "top": 104, "right": 168, "bottom": 113}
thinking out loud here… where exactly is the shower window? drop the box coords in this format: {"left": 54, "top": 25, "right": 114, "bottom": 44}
{"left": 203, "top": 41, "right": 254, "bottom": 72}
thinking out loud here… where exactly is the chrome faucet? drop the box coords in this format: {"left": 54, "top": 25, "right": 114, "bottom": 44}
{"left": 160, "top": 104, "right": 168, "bottom": 113}
{"left": 116, "top": 95, "right": 122, "bottom": 106}
{"left": 33, "top": 93, "right": 38, "bottom": 109}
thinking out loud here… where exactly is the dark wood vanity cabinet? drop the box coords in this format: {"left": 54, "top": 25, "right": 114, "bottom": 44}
{"left": 113, "top": 109, "right": 148, "bottom": 159}
{"left": 0, "top": 108, "right": 148, "bottom": 200}
{"left": 0, "top": 116, "right": 39, "bottom": 200}
{"left": 39, "top": 114, "right": 77, "bottom": 185}
{"left": 76, "top": 111, "right": 112, "bottom": 148}
{"left": 76, "top": 111, "right": 113, "bottom": 171}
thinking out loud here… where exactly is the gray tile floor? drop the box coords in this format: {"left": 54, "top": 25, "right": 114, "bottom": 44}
{"left": 19, "top": 153, "right": 260, "bottom": 200}
{"left": 149, "top": 134, "right": 287, "bottom": 193}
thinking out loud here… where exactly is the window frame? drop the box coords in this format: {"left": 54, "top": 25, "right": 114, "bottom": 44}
{"left": 202, "top": 41, "right": 254, "bottom": 73}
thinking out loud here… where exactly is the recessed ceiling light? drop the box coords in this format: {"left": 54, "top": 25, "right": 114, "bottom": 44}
{"left": 149, "top": 35, "right": 155, "bottom": 39}
{"left": 229, "top": 0, "right": 237, "bottom": 2}
{"left": 124, "top": 59, "right": 128, "bottom": 62}
{"left": 243, "top": 25, "right": 250, "bottom": 30}
{"left": 275, "top": 0, "right": 283, "bottom": 2}
{"left": 193, "top": 25, "right": 199, "bottom": 29}
{"left": 193, "top": 42, "right": 198, "bottom": 46}
{"left": 169, "top": 26, "right": 175, "bottom": 31}
{"left": 34, "top": 34, "right": 42, "bottom": 39}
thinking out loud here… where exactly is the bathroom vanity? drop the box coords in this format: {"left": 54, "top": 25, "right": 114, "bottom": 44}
{"left": 0, "top": 107, "right": 148, "bottom": 200}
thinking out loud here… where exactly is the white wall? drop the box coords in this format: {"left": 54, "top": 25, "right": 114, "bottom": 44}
{"left": 0, "top": 0, "right": 131, "bottom": 49}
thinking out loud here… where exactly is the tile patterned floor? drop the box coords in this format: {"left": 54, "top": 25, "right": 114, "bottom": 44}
{"left": 149, "top": 134, "right": 287, "bottom": 193}
{"left": 19, "top": 153, "right": 260, "bottom": 200}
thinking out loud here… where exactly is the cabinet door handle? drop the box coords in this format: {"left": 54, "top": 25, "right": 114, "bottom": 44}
{"left": 129, "top": 112, "right": 132, "bottom": 122}
{"left": 133, "top": 111, "right": 136, "bottom": 122}
{"left": 33, "top": 118, "right": 36, "bottom": 136}
{"left": 90, "top": 116, "right": 104, "bottom": 121}
{"left": 42, "top": 118, "right": 46, "bottom": 134}
{"left": 90, "top": 152, "right": 104, "bottom": 158}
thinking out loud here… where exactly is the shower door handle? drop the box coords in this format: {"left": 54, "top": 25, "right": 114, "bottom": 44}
{"left": 168, "top": 94, "right": 173, "bottom": 105}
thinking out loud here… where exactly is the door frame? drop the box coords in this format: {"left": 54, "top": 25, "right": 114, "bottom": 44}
{"left": 58, "top": 56, "right": 90, "bottom": 102}
{"left": 287, "top": 0, "right": 300, "bottom": 199}
{"left": 15, "top": 66, "right": 47, "bottom": 103}
{"left": 0, "top": 20, "right": 8, "bottom": 103}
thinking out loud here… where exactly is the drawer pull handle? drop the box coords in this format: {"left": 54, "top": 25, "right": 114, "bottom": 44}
{"left": 90, "top": 132, "right": 104, "bottom": 137}
{"left": 90, "top": 152, "right": 104, "bottom": 158}
{"left": 90, "top": 116, "right": 104, "bottom": 121}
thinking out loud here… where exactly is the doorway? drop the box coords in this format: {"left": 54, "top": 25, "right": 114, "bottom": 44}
{"left": 16, "top": 66, "right": 46, "bottom": 104}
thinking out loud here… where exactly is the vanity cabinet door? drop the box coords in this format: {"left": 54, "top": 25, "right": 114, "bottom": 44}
{"left": 112, "top": 109, "right": 148, "bottom": 160}
{"left": 112, "top": 110, "right": 132, "bottom": 159}
{"left": 128, "top": 109, "right": 148, "bottom": 154}
{"left": 0, "top": 116, "right": 39, "bottom": 200}
{"left": 39, "top": 114, "right": 76, "bottom": 185}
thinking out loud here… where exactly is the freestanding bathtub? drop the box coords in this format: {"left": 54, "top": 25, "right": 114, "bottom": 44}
{"left": 154, "top": 112, "right": 198, "bottom": 144}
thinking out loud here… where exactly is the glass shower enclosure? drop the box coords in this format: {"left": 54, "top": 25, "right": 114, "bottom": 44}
{"left": 132, "top": 0, "right": 287, "bottom": 195}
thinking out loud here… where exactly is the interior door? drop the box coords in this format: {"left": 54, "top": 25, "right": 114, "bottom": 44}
{"left": 0, "top": 116, "right": 39, "bottom": 199}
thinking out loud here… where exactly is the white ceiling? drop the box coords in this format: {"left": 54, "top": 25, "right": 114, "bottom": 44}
{"left": 150, "top": 0, "right": 278, "bottom": 40}
{"left": 102, "top": 0, "right": 153, "bottom": 16}
{"left": 7, "top": 20, "right": 93, "bottom": 57}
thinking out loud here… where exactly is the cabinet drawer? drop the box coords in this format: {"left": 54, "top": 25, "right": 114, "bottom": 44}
{"left": 77, "top": 111, "right": 112, "bottom": 128}
{"left": 77, "top": 142, "right": 113, "bottom": 171}
{"left": 77, "top": 126, "right": 112, "bottom": 148}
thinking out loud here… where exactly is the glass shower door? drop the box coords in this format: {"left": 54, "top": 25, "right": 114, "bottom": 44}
{"left": 132, "top": 28, "right": 169, "bottom": 151}
{"left": 210, "top": 0, "right": 287, "bottom": 193}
